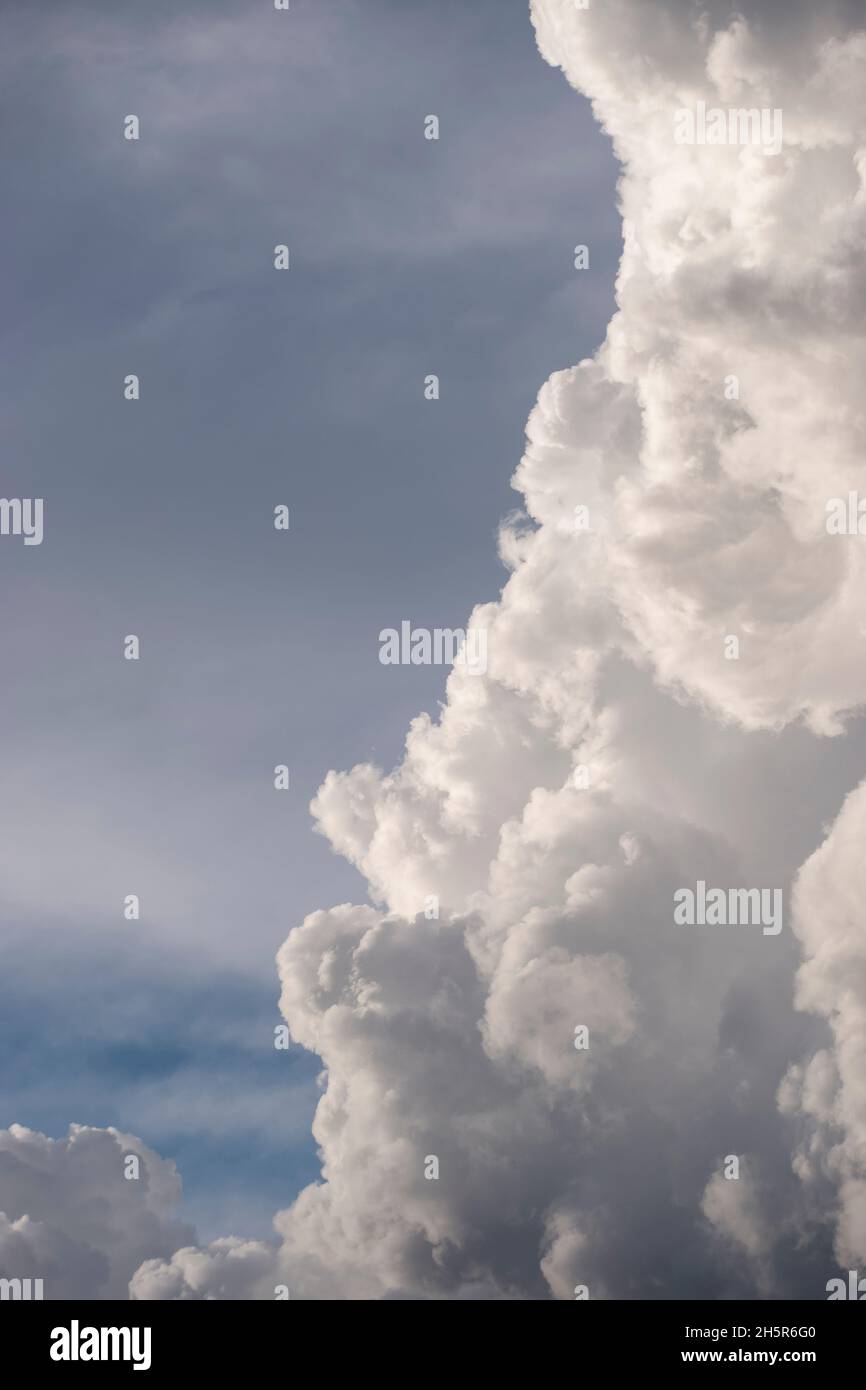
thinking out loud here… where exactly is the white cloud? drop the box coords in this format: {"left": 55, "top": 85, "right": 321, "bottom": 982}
{"left": 23, "top": 0, "right": 866, "bottom": 1299}
{"left": 780, "top": 778, "right": 866, "bottom": 1267}
{"left": 131, "top": 1237, "right": 278, "bottom": 1302}
{"left": 701, "top": 1159, "right": 770, "bottom": 1262}
{"left": 531, "top": 1, "right": 866, "bottom": 736}
{"left": 0, "top": 1124, "right": 193, "bottom": 1299}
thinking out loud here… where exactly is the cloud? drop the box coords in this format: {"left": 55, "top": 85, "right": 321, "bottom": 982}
{"left": 30, "top": 0, "right": 866, "bottom": 1298}
{"left": 701, "top": 1159, "right": 771, "bottom": 1262}
{"left": 131, "top": 1237, "right": 277, "bottom": 1302}
{"left": 0, "top": 1124, "right": 194, "bottom": 1299}
{"left": 530, "top": 0, "right": 866, "bottom": 736}
{"left": 779, "top": 778, "right": 866, "bottom": 1268}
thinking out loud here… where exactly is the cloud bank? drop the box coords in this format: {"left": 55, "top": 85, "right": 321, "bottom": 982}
{"left": 4, "top": 0, "right": 865, "bottom": 1299}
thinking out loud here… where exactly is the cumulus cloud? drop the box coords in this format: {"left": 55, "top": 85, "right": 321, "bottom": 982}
{"left": 0, "top": 1124, "right": 194, "bottom": 1299}
{"left": 529, "top": 0, "right": 866, "bottom": 737}
{"left": 131, "top": 1237, "right": 277, "bottom": 1302}
{"left": 34, "top": 0, "right": 866, "bottom": 1298}
{"left": 779, "top": 778, "right": 866, "bottom": 1268}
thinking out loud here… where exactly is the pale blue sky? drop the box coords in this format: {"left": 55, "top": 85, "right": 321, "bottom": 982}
{"left": 0, "top": 0, "right": 621, "bottom": 1240}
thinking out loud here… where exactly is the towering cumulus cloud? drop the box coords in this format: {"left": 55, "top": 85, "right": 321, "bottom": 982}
{"left": 9, "top": 0, "right": 864, "bottom": 1299}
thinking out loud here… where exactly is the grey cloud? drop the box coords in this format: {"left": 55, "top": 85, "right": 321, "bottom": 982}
{"left": 0, "top": 1124, "right": 194, "bottom": 1299}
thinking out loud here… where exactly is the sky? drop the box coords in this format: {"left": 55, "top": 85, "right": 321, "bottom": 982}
{"left": 0, "top": 0, "right": 619, "bottom": 1246}
{"left": 2, "top": 0, "right": 866, "bottom": 1302}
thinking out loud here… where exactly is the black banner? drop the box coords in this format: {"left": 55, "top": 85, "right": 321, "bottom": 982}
{"left": 2, "top": 1299, "right": 860, "bottom": 1375}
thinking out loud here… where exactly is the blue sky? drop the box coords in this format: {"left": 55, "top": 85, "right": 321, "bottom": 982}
{"left": 0, "top": 0, "right": 620, "bottom": 1241}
